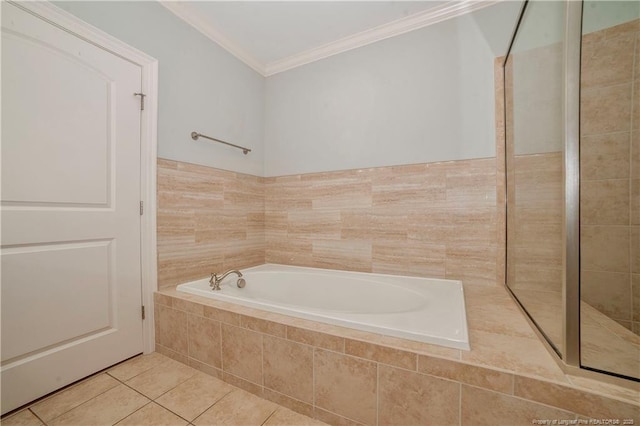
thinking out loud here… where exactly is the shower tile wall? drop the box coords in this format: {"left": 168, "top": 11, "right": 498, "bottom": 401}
{"left": 157, "top": 157, "right": 502, "bottom": 288}
{"left": 580, "top": 19, "right": 640, "bottom": 334}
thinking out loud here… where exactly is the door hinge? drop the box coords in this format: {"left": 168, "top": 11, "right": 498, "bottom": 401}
{"left": 134, "top": 92, "right": 146, "bottom": 111}
{"left": 142, "top": 305, "right": 145, "bottom": 320}
{"left": 140, "top": 201, "right": 144, "bottom": 215}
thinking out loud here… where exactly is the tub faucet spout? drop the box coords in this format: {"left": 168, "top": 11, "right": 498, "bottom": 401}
{"left": 209, "top": 269, "right": 243, "bottom": 291}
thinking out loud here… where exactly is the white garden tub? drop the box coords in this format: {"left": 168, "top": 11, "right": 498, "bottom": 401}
{"left": 177, "top": 264, "right": 470, "bottom": 350}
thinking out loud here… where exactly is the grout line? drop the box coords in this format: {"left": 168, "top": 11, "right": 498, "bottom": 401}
{"left": 458, "top": 382, "right": 463, "bottom": 426}
{"left": 112, "top": 401, "right": 153, "bottom": 426}
{"left": 219, "top": 322, "right": 225, "bottom": 374}
{"left": 375, "top": 363, "right": 380, "bottom": 426}
{"left": 312, "top": 348, "right": 316, "bottom": 407}
{"left": 259, "top": 408, "right": 278, "bottom": 426}
{"left": 28, "top": 408, "right": 46, "bottom": 426}
{"left": 190, "top": 390, "right": 235, "bottom": 425}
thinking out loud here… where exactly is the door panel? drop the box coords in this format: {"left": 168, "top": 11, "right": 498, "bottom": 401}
{"left": 1, "top": 3, "right": 144, "bottom": 413}
{"left": 1, "top": 241, "right": 113, "bottom": 361}
{"left": 1, "top": 31, "right": 111, "bottom": 206}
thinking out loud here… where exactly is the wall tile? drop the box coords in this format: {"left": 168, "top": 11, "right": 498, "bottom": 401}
{"left": 633, "top": 274, "right": 640, "bottom": 322}
{"left": 241, "top": 315, "right": 287, "bottom": 338}
{"left": 221, "top": 324, "right": 263, "bottom": 385}
{"left": 311, "top": 240, "right": 372, "bottom": 273}
{"left": 157, "top": 159, "right": 265, "bottom": 288}
{"left": 581, "top": 83, "right": 632, "bottom": 135}
{"left": 633, "top": 226, "right": 640, "bottom": 274}
{"left": 203, "top": 305, "right": 240, "bottom": 326}
{"left": 418, "top": 355, "right": 513, "bottom": 394}
{"left": 263, "top": 335, "right": 313, "bottom": 404}
{"left": 371, "top": 240, "right": 446, "bottom": 278}
{"left": 446, "top": 244, "right": 498, "bottom": 286}
{"left": 632, "top": 179, "right": 639, "bottom": 226}
{"left": 344, "top": 339, "right": 417, "bottom": 370}
{"left": 634, "top": 79, "right": 640, "bottom": 130}
{"left": 221, "top": 372, "right": 264, "bottom": 398}
{"left": 288, "top": 210, "right": 341, "bottom": 240}
{"left": 262, "top": 388, "right": 314, "bottom": 418}
{"left": 313, "top": 350, "right": 377, "bottom": 425}
{"left": 371, "top": 165, "right": 446, "bottom": 208}
{"left": 378, "top": 364, "right": 460, "bottom": 426}
{"left": 581, "top": 271, "right": 632, "bottom": 320}
{"left": 581, "top": 133, "right": 630, "bottom": 181}
{"left": 308, "top": 178, "right": 372, "bottom": 210}
{"left": 286, "top": 326, "right": 345, "bottom": 353}
{"left": 266, "top": 237, "right": 314, "bottom": 266}
{"left": 156, "top": 343, "right": 189, "bottom": 365}
{"left": 188, "top": 358, "right": 223, "bottom": 380}
{"left": 155, "top": 304, "right": 188, "bottom": 356}
{"left": 462, "top": 385, "right": 573, "bottom": 426}
{"left": 188, "top": 314, "right": 222, "bottom": 368}
{"left": 581, "top": 226, "right": 630, "bottom": 273}
{"left": 160, "top": 157, "right": 502, "bottom": 287}
{"left": 461, "top": 330, "right": 566, "bottom": 381}
{"left": 514, "top": 377, "right": 640, "bottom": 420}
{"left": 312, "top": 407, "right": 365, "bottom": 426}
{"left": 581, "top": 179, "right": 630, "bottom": 225}
{"left": 581, "top": 32, "right": 635, "bottom": 89}
{"left": 632, "top": 132, "right": 639, "bottom": 181}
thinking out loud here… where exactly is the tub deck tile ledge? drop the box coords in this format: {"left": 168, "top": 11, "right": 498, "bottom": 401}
{"left": 154, "top": 285, "right": 640, "bottom": 424}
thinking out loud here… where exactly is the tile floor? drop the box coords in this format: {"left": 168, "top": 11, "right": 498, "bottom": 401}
{"left": 2, "top": 353, "right": 326, "bottom": 426}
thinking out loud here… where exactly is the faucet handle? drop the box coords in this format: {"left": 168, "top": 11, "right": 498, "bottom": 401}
{"left": 209, "top": 273, "right": 218, "bottom": 287}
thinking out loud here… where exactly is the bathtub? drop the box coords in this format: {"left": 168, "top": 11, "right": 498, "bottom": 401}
{"left": 176, "top": 264, "right": 470, "bottom": 350}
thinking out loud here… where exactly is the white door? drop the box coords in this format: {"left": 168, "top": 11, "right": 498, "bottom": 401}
{"left": 1, "top": 3, "right": 144, "bottom": 413}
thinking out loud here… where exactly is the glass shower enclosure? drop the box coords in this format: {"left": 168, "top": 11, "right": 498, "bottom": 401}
{"left": 504, "top": 0, "right": 639, "bottom": 382}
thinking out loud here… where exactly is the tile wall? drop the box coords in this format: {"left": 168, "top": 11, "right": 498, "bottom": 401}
{"left": 264, "top": 159, "right": 500, "bottom": 285}
{"left": 579, "top": 19, "right": 639, "bottom": 334}
{"left": 157, "top": 158, "right": 502, "bottom": 288}
{"left": 157, "top": 159, "right": 265, "bottom": 288}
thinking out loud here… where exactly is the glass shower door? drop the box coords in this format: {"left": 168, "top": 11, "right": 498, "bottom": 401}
{"left": 505, "top": 0, "right": 567, "bottom": 357}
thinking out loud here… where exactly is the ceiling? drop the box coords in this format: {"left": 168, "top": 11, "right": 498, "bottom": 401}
{"left": 159, "top": 1, "right": 499, "bottom": 76}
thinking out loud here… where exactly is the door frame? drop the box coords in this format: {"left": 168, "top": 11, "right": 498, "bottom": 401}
{"left": 6, "top": 1, "right": 159, "bottom": 354}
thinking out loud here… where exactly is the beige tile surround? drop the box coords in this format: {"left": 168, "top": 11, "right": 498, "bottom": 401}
{"left": 263, "top": 158, "right": 499, "bottom": 286}
{"left": 158, "top": 155, "right": 501, "bottom": 289}
{"left": 157, "top": 159, "right": 265, "bottom": 288}
{"left": 154, "top": 286, "right": 640, "bottom": 426}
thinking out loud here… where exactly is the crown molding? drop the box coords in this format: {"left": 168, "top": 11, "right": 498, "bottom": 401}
{"left": 160, "top": 0, "right": 501, "bottom": 78}
{"left": 265, "top": 0, "right": 501, "bottom": 76}
{"left": 159, "top": 1, "right": 266, "bottom": 75}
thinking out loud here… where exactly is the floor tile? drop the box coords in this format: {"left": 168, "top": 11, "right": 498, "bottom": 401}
{"left": 116, "top": 402, "right": 189, "bottom": 426}
{"left": 155, "top": 372, "right": 234, "bottom": 421}
{"left": 264, "top": 408, "right": 327, "bottom": 426}
{"left": 108, "top": 352, "right": 168, "bottom": 382}
{"left": 193, "top": 390, "right": 278, "bottom": 426}
{"left": 125, "top": 357, "right": 196, "bottom": 399}
{"left": 48, "top": 384, "right": 149, "bottom": 426}
{"left": 30, "top": 373, "right": 120, "bottom": 422}
{"left": 1, "top": 409, "right": 44, "bottom": 426}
